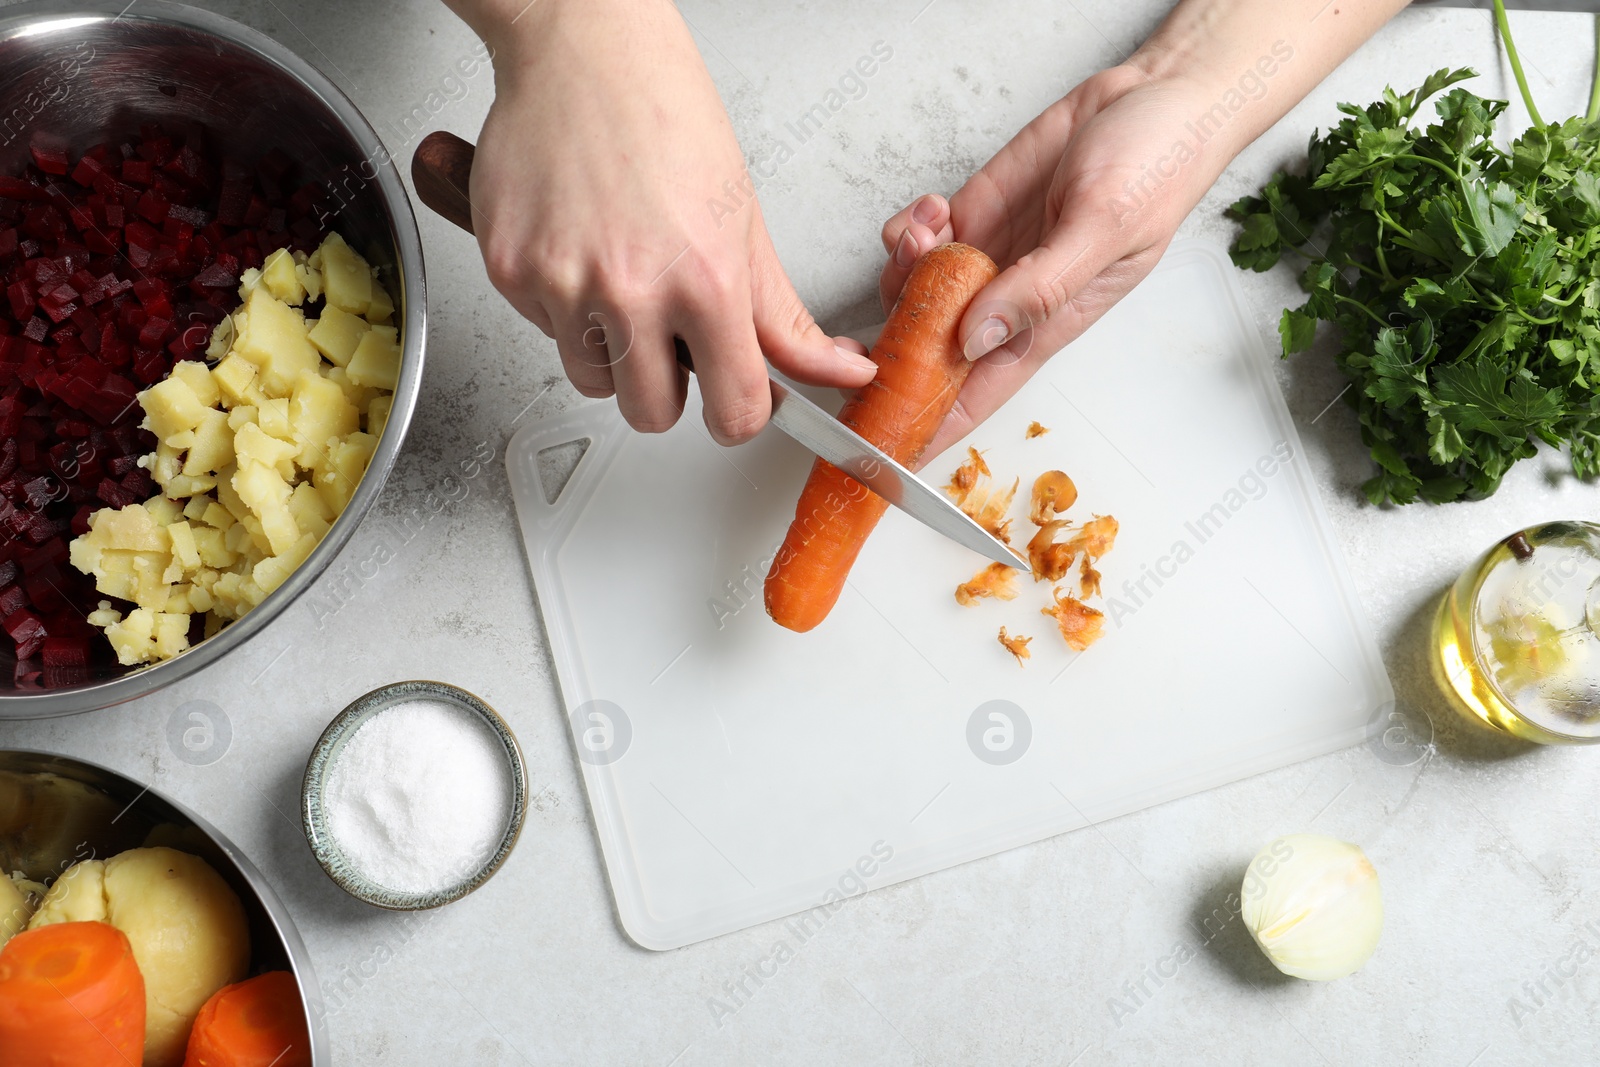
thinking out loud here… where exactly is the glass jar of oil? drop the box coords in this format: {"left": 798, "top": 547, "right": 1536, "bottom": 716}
{"left": 1433, "top": 521, "right": 1600, "bottom": 744}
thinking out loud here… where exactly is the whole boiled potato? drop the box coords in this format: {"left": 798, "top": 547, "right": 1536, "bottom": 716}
{"left": 0, "top": 872, "right": 43, "bottom": 950}
{"left": 29, "top": 847, "right": 250, "bottom": 1067}
{"left": 26, "top": 857, "right": 104, "bottom": 924}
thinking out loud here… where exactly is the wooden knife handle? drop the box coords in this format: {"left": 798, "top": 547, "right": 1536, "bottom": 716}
{"left": 412, "top": 131, "right": 478, "bottom": 235}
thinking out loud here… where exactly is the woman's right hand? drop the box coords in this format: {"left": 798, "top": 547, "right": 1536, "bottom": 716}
{"left": 450, "top": 0, "right": 877, "bottom": 443}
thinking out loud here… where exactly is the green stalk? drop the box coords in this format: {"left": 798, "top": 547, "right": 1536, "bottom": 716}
{"left": 1494, "top": 0, "right": 1544, "bottom": 127}
{"left": 1588, "top": 15, "right": 1600, "bottom": 123}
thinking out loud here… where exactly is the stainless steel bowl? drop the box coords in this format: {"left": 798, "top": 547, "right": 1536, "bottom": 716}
{"left": 0, "top": 748, "right": 330, "bottom": 1063}
{"left": 0, "top": 1, "right": 426, "bottom": 717}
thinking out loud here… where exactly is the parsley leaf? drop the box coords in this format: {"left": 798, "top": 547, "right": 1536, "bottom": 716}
{"left": 1229, "top": 59, "right": 1600, "bottom": 504}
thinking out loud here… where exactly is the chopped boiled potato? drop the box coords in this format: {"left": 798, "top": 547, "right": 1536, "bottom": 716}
{"left": 257, "top": 397, "right": 294, "bottom": 441}
{"left": 225, "top": 405, "right": 257, "bottom": 432}
{"left": 365, "top": 276, "right": 394, "bottom": 324}
{"left": 253, "top": 531, "right": 317, "bottom": 594}
{"left": 319, "top": 232, "right": 372, "bottom": 314}
{"left": 167, "top": 521, "right": 201, "bottom": 570}
{"left": 146, "top": 442, "right": 182, "bottom": 486}
{"left": 163, "top": 473, "right": 216, "bottom": 499}
{"left": 78, "top": 503, "right": 168, "bottom": 554}
{"left": 296, "top": 260, "right": 323, "bottom": 301}
{"left": 140, "top": 375, "right": 210, "bottom": 442}
{"left": 367, "top": 394, "right": 392, "bottom": 439}
{"left": 205, "top": 316, "right": 235, "bottom": 360}
{"left": 307, "top": 305, "right": 369, "bottom": 366}
{"left": 210, "top": 352, "right": 260, "bottom": 406}
{"left": 233, "top": 462, "right": 299, "bottom": 555}
{"left": 326, "top": 365, "right": 377, "bottom": 414}
{"left": 169, "top": 360, "right": 220, "bottom": 408}
{"left": 143, "top": 496, "right": 184, "bottom": 527}
{"left": 260, "top": 247, "right": 306, "bottom": 305}
{"left": 200, "top": 501, "right": 234, "bottom": 531}
{"left": 289, "top": 371, "right": 359, "bottom": 469}
{"left": 106, "top": 607, "right": 191, "bottom": 664}
{"left": 71, "top": 232, "right": 399, "bottom": 664}
{"left": 315, "top": 432, "right": 378, "bottom": 513}
{"left": 346, "top": 325, "right": 400, "bottom": 390}
{"left": 233, "top": 422, "right": 297, "bottom": 482}
{"left": 233, "top": 287, "right": 320, "bottom": 397}
{"left": 183, "top": 409, "right": 233, "bottom": 476}
{"left": 287, "top": 481, "right": 334, "bottom": 540}
{"left": 190, "top": 526, "right": 235, "bottom": 570}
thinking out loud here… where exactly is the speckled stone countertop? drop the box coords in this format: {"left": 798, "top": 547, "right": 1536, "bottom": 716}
{"left": 7, "top": 1, "right": 1600, "bottom": 1063}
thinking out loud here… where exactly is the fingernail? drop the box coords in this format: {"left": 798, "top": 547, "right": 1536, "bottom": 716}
{"left": 836, "top": 344, "right": 877, "bottom": 371}
{"left": 911, "top": 196, "right": 939, "bottom": 225}
{"left": 964, "top": 316, "right": 1008, "bottom": 361}
{"left": 894, "top": 229, "right": 918, "bottom": 269}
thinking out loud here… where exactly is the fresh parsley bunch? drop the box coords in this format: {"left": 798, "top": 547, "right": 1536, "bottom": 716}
{"left": 1229, "top": 44, "right": 1600, "bottom": 504}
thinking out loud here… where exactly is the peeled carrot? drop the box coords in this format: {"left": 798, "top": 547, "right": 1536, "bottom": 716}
{"left": 0, "top": 921, "right": 146, "bottom": 1067}
{"left": 765, "top": 243, "right": 999, "bottom": 632}
{"left": 182, "top": 971, "right": 310, "bottom": 1067}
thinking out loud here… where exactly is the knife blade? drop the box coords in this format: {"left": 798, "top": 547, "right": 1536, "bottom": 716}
{"left": 409, "top": 130, "right": 1029, "bottom": 569}
{"left": 765, "top": 376, "right": 1030, "bottom": 570}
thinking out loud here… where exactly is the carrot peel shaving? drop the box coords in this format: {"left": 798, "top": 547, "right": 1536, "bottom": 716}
{"left": 998, "top": 626, "right": 1032, "bottom": 665}
{"left": 1041, "top": 588, "right": 1105, "bottom": 651}
{"left": 1028, "top": 470, "right": 1077, "bottom": 525}
{"left": 1027, "top": 519, "right": 1077, "bottom": 582}
{"left": 956, "top": 562, "right": 1020, "bottom": 606}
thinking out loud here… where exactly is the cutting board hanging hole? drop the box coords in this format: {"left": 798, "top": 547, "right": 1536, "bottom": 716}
{"left": 536, "top": 438, "right": 592, "bottom": 504}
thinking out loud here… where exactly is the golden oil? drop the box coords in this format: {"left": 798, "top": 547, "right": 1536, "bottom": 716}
{"left": 1432, "top": 522, "right": 1600, "bottom": 745}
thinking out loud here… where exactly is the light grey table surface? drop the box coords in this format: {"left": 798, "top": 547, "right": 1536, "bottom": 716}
{"left": 7, "top": 1, "right": 1600, "bottom": 1064}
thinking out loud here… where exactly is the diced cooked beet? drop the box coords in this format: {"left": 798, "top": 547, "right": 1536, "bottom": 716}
{"left": 7, "top": 280, "right": 33, "bottom": 319}
{"left": 121, "top": 158, "right": 154, "bottom": 186}
{"left": 94, "top": 476, "right": 137, "bottom": 508}
{"left": 27, "top": 145, "right": 65, "bottom": 177}
{"left": 2, "top": 607, "right": 44, "bottom": 645}
{"left": 0, "top": 125, "right": 333, "bottom": 683}
{"left": 0, "top": 175, "right": 46, "bottom": 201}
{"left": 23, "top": 569, "right": 65, "bottom": 613}
{"left": 137, "top": 188, "right": 168, "bottom": 224}
{"left": 168, "top": 203, "right": 208, "bottom": 227}
{"left": 41, "top": 635, "right": 89, "bottom": 667}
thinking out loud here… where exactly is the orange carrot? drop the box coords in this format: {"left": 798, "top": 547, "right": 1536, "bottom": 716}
{"left": 765, "top": 243, "right": 999, "bottom": 632}
{"left": 182, "top": 971, "right": 310, "bottom": 1067}
{"left": 0, "top": 921, "right": 145, "bottom": 1067}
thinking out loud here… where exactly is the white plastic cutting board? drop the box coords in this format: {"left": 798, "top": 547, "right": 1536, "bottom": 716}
{"left": 506, "top": 241, "right": 1392, "bottom": 950}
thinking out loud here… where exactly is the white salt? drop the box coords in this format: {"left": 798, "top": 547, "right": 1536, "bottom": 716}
{"left": 323, "top": 698, "right": 513, "bottom": 895}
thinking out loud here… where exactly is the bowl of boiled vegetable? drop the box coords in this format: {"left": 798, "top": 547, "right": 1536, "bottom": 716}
{"left": 0, "top": 1, "right": 426, "bottom": 717}
{"left": 0, "top": 748, "right": 325, "bottom": 1065}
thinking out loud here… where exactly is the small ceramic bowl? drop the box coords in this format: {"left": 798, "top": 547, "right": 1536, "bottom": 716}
{"left": 301, "top": 680, "right": 526, "bottom": 910}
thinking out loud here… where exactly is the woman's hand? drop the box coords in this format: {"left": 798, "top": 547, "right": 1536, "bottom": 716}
{"left": 878, "top": 0, "right": 1411, "bottom": 460}
{"left": 456, "top": 0, "right": 877, "bottom": 443}
{"left": 879, "top": 66, "right": 1223, "bottom": 459}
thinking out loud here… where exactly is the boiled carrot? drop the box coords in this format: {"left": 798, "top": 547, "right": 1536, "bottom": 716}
{"left": 182, "top": 971, "right": 310, "bottom": 1067}
{"left": 764, "top": 243, "right": 998, "bottom": 632}
{"left": 0, "top": 920, "right": 145, "bottom": 1067}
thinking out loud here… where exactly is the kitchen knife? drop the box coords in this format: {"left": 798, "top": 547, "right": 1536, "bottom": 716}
{"left": 410, "top": 131, "right": 1030, "bottom": 570}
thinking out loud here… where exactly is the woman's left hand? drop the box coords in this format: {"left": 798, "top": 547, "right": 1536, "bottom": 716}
{"left": 878, "top": 65, "right": 1232, "bottom": 459}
